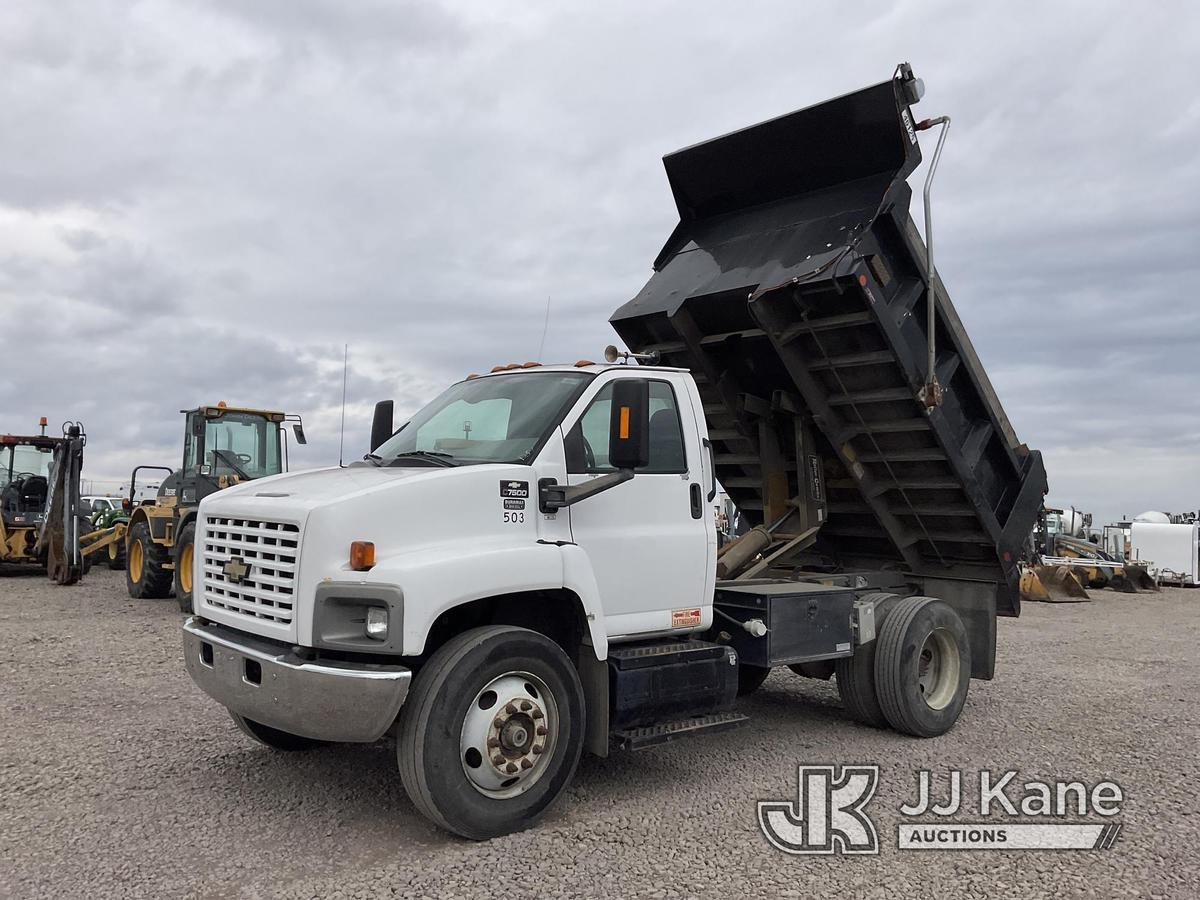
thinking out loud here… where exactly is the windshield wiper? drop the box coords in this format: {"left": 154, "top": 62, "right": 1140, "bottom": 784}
{"left": 362, "top": 453, "right": 384, "bottom": 467}
{"left": 386, "top": 450, "right": 458, "bottom": 468}
{"left": 212, "top": 449, "right": 251, "bottom": 480}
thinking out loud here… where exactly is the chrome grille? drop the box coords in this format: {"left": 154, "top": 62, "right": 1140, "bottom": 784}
{"left": 200, "top": 515, "right": 299, "bottom": 624}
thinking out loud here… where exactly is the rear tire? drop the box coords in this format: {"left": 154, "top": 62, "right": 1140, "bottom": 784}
{"left": 230, "top": 712, "right": 327, "bottom": 751}
{"left": 174, "top": 521, "right": 196, "bottom": 613}
{"left": 835, "top": 593, "right": 900, "bottom": 728}
{"left": 874, "top": 596, "right": 970, "bottom": 737}
{"left": 126, "top": 520, "right": 172, "bottom": 599}
{"left": 397, "top": 626, "right": 585, "bottom": 840}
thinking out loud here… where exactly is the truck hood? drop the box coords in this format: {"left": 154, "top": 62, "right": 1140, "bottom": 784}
{"left": 210, "top": 463, "right": 457, "bottom": 515}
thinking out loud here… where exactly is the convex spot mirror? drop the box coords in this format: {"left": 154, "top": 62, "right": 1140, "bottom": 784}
{"left": 608, "top": 380, "right": 650, "bottom": 470}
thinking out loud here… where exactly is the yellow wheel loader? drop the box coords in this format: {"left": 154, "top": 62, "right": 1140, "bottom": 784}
{"left": 82, "top": 403, "right": 305, "bottom": 612}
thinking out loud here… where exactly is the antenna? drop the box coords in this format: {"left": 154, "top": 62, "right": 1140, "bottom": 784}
{"left": 338, "top": 344, "right": 348, "bottom": 467}
{"left": 536, "top": 295, "right": 551, "bottom": 361}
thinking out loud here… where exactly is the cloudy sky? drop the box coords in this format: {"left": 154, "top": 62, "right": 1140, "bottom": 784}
{"left": 2, "top": 0, "right": 1197, "bottom": 525}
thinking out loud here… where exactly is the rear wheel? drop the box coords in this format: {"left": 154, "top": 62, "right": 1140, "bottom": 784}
{"left": 174, "top": 521, "right": 196, "bottom": 613}
{"left": 397, "top": 626, "right": 585, "bottom": 840}
{"left": 874, "top": 596, "right": 970, "bottom": 737}
{"left": 230, "top": 712, "right": 327, "bottom": 751}
{"left": 126, "top": 520, "right": 172, "bottom": 599}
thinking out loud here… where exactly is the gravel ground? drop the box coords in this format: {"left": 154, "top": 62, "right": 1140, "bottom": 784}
{"left": 1, "top": 566, "right": 1197, "bottom": 899}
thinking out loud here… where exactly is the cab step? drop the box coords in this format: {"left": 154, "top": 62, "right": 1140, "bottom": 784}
{"left": 614, "top": 712, "right": 749, "bottom": 751}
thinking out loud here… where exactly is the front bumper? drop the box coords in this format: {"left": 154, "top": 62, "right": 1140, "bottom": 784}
{"left": 182, "top": 617, "right": 412, "bottom": 743}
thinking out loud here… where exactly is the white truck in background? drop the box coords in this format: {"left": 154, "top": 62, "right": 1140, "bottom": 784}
{"left": 1131, "top": 522, "right": 1200, "bottom": 586}
{"left": 181, "top": 65, "right": 1048, "bottom": 839}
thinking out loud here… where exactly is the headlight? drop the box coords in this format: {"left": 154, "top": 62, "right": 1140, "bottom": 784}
{"left": 365, "top": 607, "right": 388, "bottom": 640}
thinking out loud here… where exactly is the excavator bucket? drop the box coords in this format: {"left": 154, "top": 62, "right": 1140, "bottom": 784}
{"left": 1021, "top": 564, "right": 1090, "bottom": 603}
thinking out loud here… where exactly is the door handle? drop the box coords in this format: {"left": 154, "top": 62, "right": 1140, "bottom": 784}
{"left": 690, "top": 483, "right": 703, "bottom": 519}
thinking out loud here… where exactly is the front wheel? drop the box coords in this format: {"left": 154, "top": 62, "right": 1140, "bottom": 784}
{"left": 874, "top": 596, "right": 970, "bottom": 737}
{"left": 397, "top": 626, "right": 585, "bottom": 840}
{"left": 126, "top": 520, "right": 172, "bottom": 599}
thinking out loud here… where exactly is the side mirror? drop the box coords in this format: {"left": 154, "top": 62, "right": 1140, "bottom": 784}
{"left": 292, "top": 422, "right": 307, "bottom": 445}
{"left": 607, "top": 380, "right": 650, "bottom": 470}
{"left": 371, "top": 400, "right": 395, "bottom": 453}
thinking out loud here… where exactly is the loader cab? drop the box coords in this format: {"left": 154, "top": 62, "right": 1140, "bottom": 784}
{"left": 0, "top": 436, "right": 56, "bottom": 528}
{"left": 174, "top": 405, "right": 288, "bottom": 507}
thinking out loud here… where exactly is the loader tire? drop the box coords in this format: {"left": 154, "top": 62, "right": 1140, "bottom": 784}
{"left": 397, "top": 626, "right": 584, "bottom": 840}
{"left": 126, "top": 520, "right": 172, "bottom": 599}
{"left": 874, "top": 596, "right": 970, "bottom": 738}
{"left": 835, "top": 594, "right": 901, "bottom": 729}
{"left": 106, "top": 534, "right": 126, "bottom": 570}
{"left": 174, "top": 522, "right": 196, "bottom": 613}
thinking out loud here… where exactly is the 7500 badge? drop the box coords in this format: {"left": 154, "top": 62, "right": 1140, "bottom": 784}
{"left": 500, "top": 481, "right": 528, "bottom": 523}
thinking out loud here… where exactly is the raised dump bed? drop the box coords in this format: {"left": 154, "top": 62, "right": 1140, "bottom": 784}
{"left": 611, "top": 66, "right": 1047, "bottom": 617}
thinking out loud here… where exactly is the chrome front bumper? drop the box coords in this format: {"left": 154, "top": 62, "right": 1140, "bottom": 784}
{"left": 182, "top": 617, "right": 412, "bottom": 743}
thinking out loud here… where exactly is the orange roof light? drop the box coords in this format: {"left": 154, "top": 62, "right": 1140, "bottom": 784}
{"left": 521, "top": 361, "right": 540, "bottom": 368}
{"left": 575, "top": 360, "right": 595, "bottom": 367}
{"left": 349, "top": 540, "right": 375, "bottom": 571}
{"left": 217, "top": 401, "right": 227, "bottom": 408}
{"left": 38, "top": 416, "right": 48, "bottom": 427}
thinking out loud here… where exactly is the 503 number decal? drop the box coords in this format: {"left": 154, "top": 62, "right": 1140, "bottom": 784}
{"left": 503, "top": 511, "right": 525, "bottom": 524}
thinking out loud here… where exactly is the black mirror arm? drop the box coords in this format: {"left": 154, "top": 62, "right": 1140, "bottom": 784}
{"left": 538, "top": 470, "right": 633, "bottom": 513}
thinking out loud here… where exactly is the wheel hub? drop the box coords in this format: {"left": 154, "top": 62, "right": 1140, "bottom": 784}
{"left": 916, "top": 627, "right": 960, "bottom": 710}
{"left": 460, "top": 672, "right": 556, "bottom": 797}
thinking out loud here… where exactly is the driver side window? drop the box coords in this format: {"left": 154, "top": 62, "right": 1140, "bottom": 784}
{"left": 565, "top": 380, "right": 686, "bottom": 474}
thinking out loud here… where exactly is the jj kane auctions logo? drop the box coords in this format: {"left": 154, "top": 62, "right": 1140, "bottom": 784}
{"left": 759, "top": 766, "right": 1124, "bottom": 854}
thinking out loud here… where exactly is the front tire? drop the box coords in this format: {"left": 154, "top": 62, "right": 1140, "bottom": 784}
{"left": 397, "top": 626, "right": 585, "bottom": 840}
{"left": 106, "top": 533, "right": 126, "bottom": 570}
{"left": 231, "top": 712, "right": 327, "bottom": 751}
{"left": 174, "top": 521, "right": 196, "bottom": 613}
{"left": 126, "top": 520, "right": 172, "bottom": 599}
{"left": 874, "top": 596, "right": 970, "bottom": 737}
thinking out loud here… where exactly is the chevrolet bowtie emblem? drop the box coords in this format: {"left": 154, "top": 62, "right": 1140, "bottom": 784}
{"left": 222, "top": 556, "right": 249, "bottom": 584}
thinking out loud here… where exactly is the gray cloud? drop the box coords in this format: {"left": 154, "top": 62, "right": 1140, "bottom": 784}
{"left": 1, "top": 0, "right": 1197, "bottom": 526}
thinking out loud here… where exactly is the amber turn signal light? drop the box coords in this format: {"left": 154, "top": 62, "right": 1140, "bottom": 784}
{"left": 350, "top": 540, "right": 376, "bottom": 571}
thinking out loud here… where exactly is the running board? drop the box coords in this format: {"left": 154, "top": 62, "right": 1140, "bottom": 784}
{"left": 614, "top": 712, "right": 749, "bottom": 751}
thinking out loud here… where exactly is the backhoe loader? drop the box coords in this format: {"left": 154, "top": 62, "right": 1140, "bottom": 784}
{"left": 2, "top": 418, "right": 88, "bottom": 584}
{"left": 82, "top": 403, "right": 305, "bottom": 610}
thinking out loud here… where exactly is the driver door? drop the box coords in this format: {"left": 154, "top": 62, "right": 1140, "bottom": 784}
{"left": 562, "top": 374, "right": 711, "bottom": 638}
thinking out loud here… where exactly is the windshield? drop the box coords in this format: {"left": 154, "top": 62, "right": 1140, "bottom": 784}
{"left": 1, "top": 444, "right": 53, "bottom": 489}
{"left": 374, "top": 372, "right": 592, "bottom": 466}
{"left": 185, "top": 411, "right": 283, "bottom": 479}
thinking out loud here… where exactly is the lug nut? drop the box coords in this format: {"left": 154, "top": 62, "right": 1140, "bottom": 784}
{"left": 521, "top": 759, "right": 533, "bottom": 770}
{"left": 532, "top": 744, "right": 544, "bottom": 755}
{"left": 519, "top": 700, "right": 532, "bottom": 711}
{"left": 487, "top": 737, "right": 500, "bottom": 749}
{"left": 531, "top": 709, "right": 544, "bottom": 720}
{"left": 505, "top": 701, "right": 518, "bottom": 714}
{"left": 505, "top": 762, "right": 518, "bottom": 774}
{"left": 535, "top": 725, "right": 547, "bottom": 736}
{"left": 492, "top": 754, "right": 506, "bottom": 767}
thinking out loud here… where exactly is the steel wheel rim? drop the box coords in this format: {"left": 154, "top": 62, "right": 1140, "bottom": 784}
{"left": 179, "top": 543, "right": 193, "bottom": 593}
{"left": 107, "top": 540, "right": 118, "bottom": 562}
{"left": 917, "top": 627, "right": 960, "bottom": 710}
{"left": 129, "top": 539, "right": 143, "bottom": 581}
{"left": 460, "top": 671, "right": 558, "bottom": 798}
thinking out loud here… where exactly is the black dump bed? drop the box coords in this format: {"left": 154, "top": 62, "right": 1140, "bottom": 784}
{"left": 611, "top": 68, "right": 1047, "bottom": 616}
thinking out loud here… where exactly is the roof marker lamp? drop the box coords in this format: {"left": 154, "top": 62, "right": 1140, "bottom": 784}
{"left": 350, "top": 540, "right": 375, "bottom": 571}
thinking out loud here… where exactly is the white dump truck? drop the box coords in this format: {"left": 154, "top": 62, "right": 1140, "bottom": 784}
{"left": 182, "top": 65, "right": 1047, "bottom": 839}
